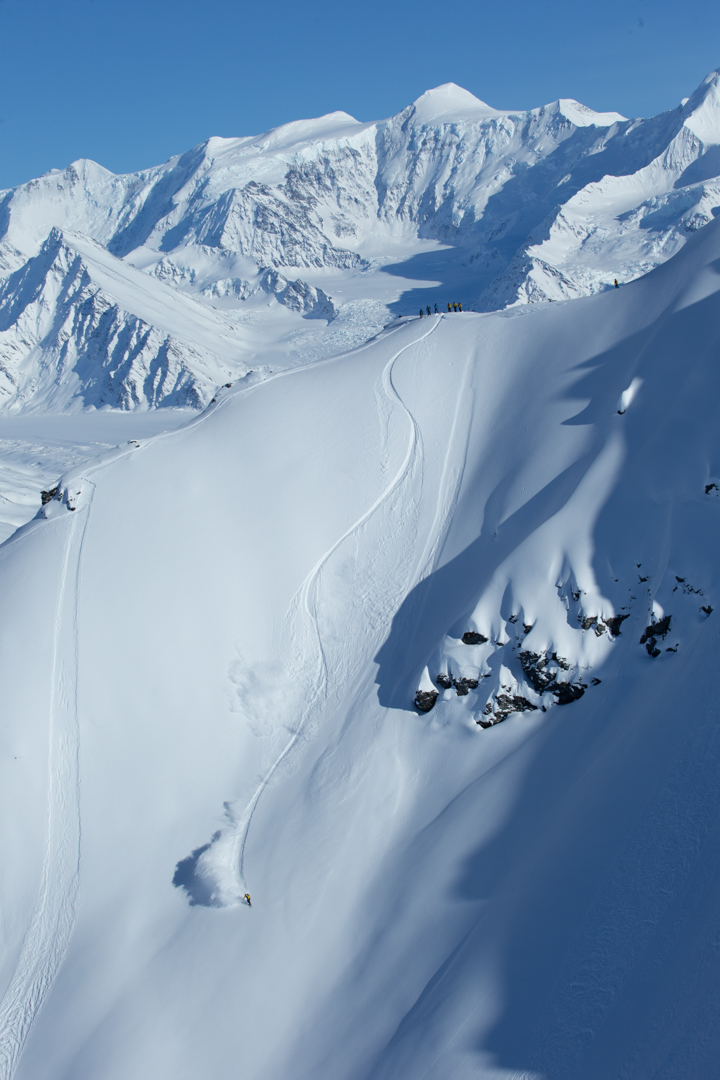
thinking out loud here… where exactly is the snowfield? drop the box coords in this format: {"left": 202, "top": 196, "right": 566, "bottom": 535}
{"left": 1, "top": 186, "right": 720, "bottom": 1077}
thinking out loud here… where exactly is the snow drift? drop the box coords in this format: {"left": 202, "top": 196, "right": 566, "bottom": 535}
{"left": 1, "top": 192, "right": 720, "bottom": 1079}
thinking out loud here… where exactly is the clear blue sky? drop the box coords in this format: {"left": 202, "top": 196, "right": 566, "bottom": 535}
{"left": 0, "top": 0, "right": 718, "bottom": 189}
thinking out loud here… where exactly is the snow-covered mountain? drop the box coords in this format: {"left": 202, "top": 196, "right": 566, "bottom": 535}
{"left": 1, "top": 72, "right": 720, "bottom": 410}
{"left": 2, "top": 71, "right": 720, "bottom": 1080}
{"left": 2, "top": 195, "right": 720, "bottom": 1079}
{"left": 0, "top": 229, "right": 250, "bottom": 410}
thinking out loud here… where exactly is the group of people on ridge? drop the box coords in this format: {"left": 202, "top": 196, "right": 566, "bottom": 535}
{"left": 418, "top": 301, "right": 463, "bottom": 317}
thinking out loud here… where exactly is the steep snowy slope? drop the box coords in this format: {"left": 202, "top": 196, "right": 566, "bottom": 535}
{"left": 1, "top": 209, "right": 720, "bottom": 1079}
{"left": 1, "top": 72, "right": 720, "bottom": 413}
{"left": 0, "top": 229, "right": 251, "bottom": 410}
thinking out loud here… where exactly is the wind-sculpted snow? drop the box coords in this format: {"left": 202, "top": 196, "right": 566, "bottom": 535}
{"left": 2, "top": 215, "right": 720, "bottom": 1078}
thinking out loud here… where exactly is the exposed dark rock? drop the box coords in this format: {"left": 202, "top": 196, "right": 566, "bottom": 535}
{"left": 639, "top": 575, "right": 648, "bottom": 582}
{"left": 41, "top": 486, "right": 59, "bottom": 505}
{"left": 523, "top": 623, "right": 532, "bottom": 635}
{"left": 580, "top": 614, "right": 607, "bottom": 636}
{"left": 494, "top": 693, "right": 536, "bottom": 717}
{"left": 552, "top": 652, "right": 571, "bottom": 670}
{"left": 552, "top": 682, "right": 586, "bottom": 705}
{"left": 705, "top": 483, "right": 717, "bottom": 494}
{"left": 676, "top": 576, "right": 685, "bottom": 583}
{"left": 477, "top": 694, "right": 535, "bottom": 728}
{"left": 508, "top": 615, "right": 518, "bottom": 624}
{"left": 640, "top": 614, "right": 671, "bottom": 644}
{"left": 605, "top": 613, "right": 630, "bottom": 636}
{"left": 414, "top": 690, "right": 438, "bottom": 713}
{"left": 462, "top": 631, "right": 488, "bottom": 645}
{"left": 454, "top": 677, "right": 479, "bottom": 696}
{"left": 519, "top": 650, "right": 556, "bottom": 693}
{"left": 591, "top": 677, "right": 601, "bottom": 685}
{"left": 435, "top": 673, "right": 453, "bottom": 689}
{"left": 702, "top": 605, "right": 713, "bottom": 616}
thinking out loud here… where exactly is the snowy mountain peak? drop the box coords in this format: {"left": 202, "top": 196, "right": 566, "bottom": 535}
{"left": 407, "top": 82, "right": 499, "bottom": 123}
{"left": 250, "top": 110, "right": 365, "bottom": 152}
{"left": 552, "top": 97, "right": 627, "bottom": 126}
{"left": 1, "top": 70, "right": 720, "bottom": 412}
{"left": 63, "top": 158, "right": 115, "bottom": 183}
{"left": 681, "top": 69, "right": 720, "bottom": 143}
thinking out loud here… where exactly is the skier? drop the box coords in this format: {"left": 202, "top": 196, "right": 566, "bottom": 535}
{"left": 614, "top": 279, "right": 619, "bottom": 288}
{"left": 453, "top": 302, "right": 458, "bottom": 312}
{"left": 244, "top": 893, "right": 252, "bottom": 907}
{"left": 426, "top": 304, "right": 431, "bottom": 316}
{"left": 419, "top": 308, "right": 424, "bottom": 318}
{"left": 458, "top": 301, "right": 463, "bottom": 312}
{"left": 434, "top": 304, "right": 439, "bottom": 314}
{"left": 447, "top": 302, "right": 452, "bottom": 312}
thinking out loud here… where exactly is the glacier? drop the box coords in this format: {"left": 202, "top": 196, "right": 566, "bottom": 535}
{"left": 0, "top": 70, "right": 720, "bottom": 1080}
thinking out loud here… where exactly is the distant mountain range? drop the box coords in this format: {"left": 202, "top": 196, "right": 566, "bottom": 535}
{"left": 1, "top": 71, "right": 719, "bottom": 410}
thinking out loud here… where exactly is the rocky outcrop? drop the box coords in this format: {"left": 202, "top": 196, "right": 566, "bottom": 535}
{"left": 258, "top": 269, "right": 336, "bottom": 319}
{"left": 640, "top": 614, "right": 672, "bottom": 657}
{"left": 414, "top": 690, "right": 438, "bottom": 713}
{"left": 478, "top": 693, "right": 536, "bottom": 728}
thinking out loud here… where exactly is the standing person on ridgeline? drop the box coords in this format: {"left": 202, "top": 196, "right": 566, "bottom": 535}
{"left": 453, "top": 302, "right": 457, "bottom": 312}
{"left": 434, "top": 304, "right": 439, "bottom": 314}
{"left": 447, "top": 302, "right": 452, "bottom": 312}
{"left": 426, "top": 305, "right": 431, "bottom": 316}
{"left": 458, "top": 302, "right": 463, "bottom": 312}
{"left": 419, "top": 308, "right": 424, "bottom": 317}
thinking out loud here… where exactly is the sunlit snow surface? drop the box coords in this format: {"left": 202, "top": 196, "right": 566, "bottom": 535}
{"left": 1, "top": 211, "right": 720, "bottom": 1079}
{"left": 2, "top": 73, "right": 720, "bottom": 414}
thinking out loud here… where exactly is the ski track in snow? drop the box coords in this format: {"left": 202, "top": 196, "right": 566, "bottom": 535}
{"left": 225, "top": 318, "right": 443, "bottom": 900}
{"left": 0, "top": 486, "right": 93, "bottom": 1080}
{"left": 0, "top": 439, "right": 157, "bottom": 1077}
{"left": 0, "top": 312, "right": 459, "bottom": 1057}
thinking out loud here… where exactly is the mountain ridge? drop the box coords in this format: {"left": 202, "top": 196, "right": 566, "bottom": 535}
{"left": 0, "top": 70, "right": 719, "bottom": 410}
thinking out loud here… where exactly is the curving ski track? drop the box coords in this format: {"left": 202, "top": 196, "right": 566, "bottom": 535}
{"left": 0, "top": 484, "right": 94, "bottom": 1080}
{"left": 0, "top": 315, "right": 448, "bottom": 1065}
{"left": 231, "top": 318, "right": 442, "bottom": 895}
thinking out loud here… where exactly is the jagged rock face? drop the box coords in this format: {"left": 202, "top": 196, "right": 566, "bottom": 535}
{"left": 0, "top": 230, "right": 247, "bottom": 410}
{"left": 258, "top": 270, "right": 336, "bottom": 319}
